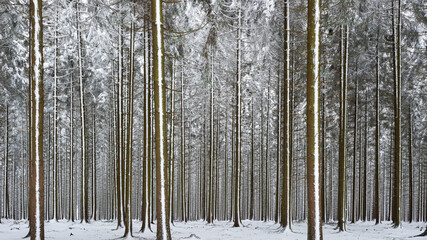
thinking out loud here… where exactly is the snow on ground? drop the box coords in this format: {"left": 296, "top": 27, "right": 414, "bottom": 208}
{"left": 0, "top": 219, "right": 425, "bottom": 240}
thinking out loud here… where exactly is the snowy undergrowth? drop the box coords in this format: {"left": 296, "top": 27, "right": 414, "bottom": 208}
{"left": 0, "top": 219, "right": 424, "bottom": 239}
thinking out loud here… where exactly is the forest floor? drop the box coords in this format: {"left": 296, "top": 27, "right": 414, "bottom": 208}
{"left": 0, "top": 219, "right": 424, "bottom": 239}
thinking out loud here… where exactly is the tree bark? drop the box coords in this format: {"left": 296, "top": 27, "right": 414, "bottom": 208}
{"left": 151, "top": 0, "right": 172, "bottom": 238}
{"left": 281, "top": 0, "right": 292, "bottom": 230}
{"left": 307, "top": 0, "right": 323, "bottom": 238}
{"left": 392, "top": 0, "right": 402, "bottom": 227}
{"left": 351, "top": 75, "right": 358, "bottom": 224}
{"left": 233, "top": 4, "right": 242, "bottom": 227}
{"left": 337, "top": 24, "right": 348, "bottom": 232}
{"left": 140, "top": 7, "right": 152, "bottom": 231}
{"left": 76, "top": 0, "right": 88, "bottom": 223}
{"left": 29, "top": 0, "right": 45, "bottom": 238}
{"left": 374, "top": 30, "right": 381, "bottom": 224}
{"left": 408, "top": 106, "right": 413, "bottom": 223}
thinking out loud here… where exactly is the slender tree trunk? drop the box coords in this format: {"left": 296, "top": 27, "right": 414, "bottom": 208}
{"left": 29, "top": 0, "right": 45, "bottom": 238}
{"left": 321, "top": 82, "right": 326, "bottom": 223}
{"left": 281, "top": 0, "right": 292, "bottom": 230}
{"left": 374, "top": 30, "right": 381, "bottom": 224}
{"left": 249, "top": 99, "right": 254, "bottom": 220}
{"left": 76, "top": 0, "right": 88, "bottom": 223}
{"left": 151, "top": 0, "right": 172, "bottom": 238}
{"left": 207, "top": 48, "right": 214, "bottom": 224}
{"left": 69, "top": 63, "right": 74, "bottom": 222}
{"left": 352, "top": 76, "right": 358, "bottom": 224}
{"left": 4, "top": 106, "right": 9, "bottom": 219}
{"left": 306, "top": 0, "right": 323, "bottom": 238}
{"left": 392, "top": 0, "right": 402, "bottom": 227}
{"left": 180, "top": 64, "right": 186, "bottom": 222}
{"left": 25, "top": 2, "right": 33, "bottom": 233}
{"left": 275, "top": 74, "right": 280, "bottom": 223}
{"left": 265, "top": 72, "right": 271, "bottom": 222}
{"left": 408, "top": 106, "right": 413, "bottom": 223}
{"left": 337, "top": 24, "right": 348, "bottom": 232}
{"left": 169, "top": 58, "right": 175, "bottom": 224}
{"left": 140, "top": 10, "right": 151, "bottom": 232}
{"left": 363, "top": 94, "right": 368, "bottom": 222}
{"left": 53, "top": 9, "right": 59, "bottom": 221}
{"left": 123, "top": 4, "right": 135, "bottom": 236}
{"left": 224, "top": 111, "right": 229, "bottom": 220}
{"left": 233, "top": 5, "right": 242, "bottom": 228}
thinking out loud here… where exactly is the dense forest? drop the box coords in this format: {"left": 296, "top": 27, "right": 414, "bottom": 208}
{"left": 0, "top": 0, "right": 426, "bottom": 239}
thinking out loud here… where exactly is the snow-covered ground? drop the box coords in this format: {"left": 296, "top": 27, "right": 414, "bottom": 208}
{"left": 0, "top": 219, "right": 425, "bottom": 239}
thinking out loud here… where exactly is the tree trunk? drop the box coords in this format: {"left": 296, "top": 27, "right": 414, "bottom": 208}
{"left": 281, "top": 0, "right": 292, "bottom": 229}
{"left": 4, "top": 106, "right": 9, "bottom": 219}
{"left": 207, "top": 48, "right": 214, "bottom": 224}
{"left": 169, "top": 58, "right": 175, "bottom": 223}
{"left": 233, "top": 5, "right": 242, "bottom": 228}
{"left": 338, "top": 24, "right": 348, "bottom": 232}
{"left": 250, "top": 99, "right": 254, "bottom": 220}
{"left": 321, "top": 82, "right": 326, "bottom": 223}
{"left": 265, "top": 72, "right": 271, "bottom": 221}
{"left": 275, "top": 71, "right": 280, "bottom": 223}
{"left": 123, "top": 4, "right": 135, "bottom": 236}
{"left": 69, "top": 62, "right": 74, "bottom": 222}
{"left": 76, "top": 0, "right": 88, "bottom": 223}
{"left": 29, "top": 0, "right": 45, "bottom": 238}
{"left": 151, "top": 0, "right": 172, "bottom": 238}
{"left": 180, "top": 63, "right": 186, "bottom": 222}
{"left": 53, "top": 8, "right": 59, "bottom": 221}
{"left": 352, "top": 75, "right": 358, "bottom": 224}
{"left": 408, "top": 106, "right": 413, "bottom": 223}
{"left": 374, "top": 30, "right": 381, "bottom": 224}
{"left": 307, "top": 0, "right": 323, "bottom": 238}
{"left": 363, "top": 94, "right": 368, "bottom": 221}
{"left": 392, "top": 0, "right": 402, "bottom": 227}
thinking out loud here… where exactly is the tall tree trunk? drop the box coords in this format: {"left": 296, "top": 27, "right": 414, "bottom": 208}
{"left": 180, "top": 64, "right": 186, "bottom": 222}
{"left": 275, "top": 71, "right": 280, "bottom": 223}
{"left": 26, "top": 1, "right": 33, "bottom": 230}
{"left": 53, "top": 8, "right": 59, "bottom": 221}
{"left": 140, "top": 9, "right": 151, "bottom": 232}
{"left": 169, "top": 58, "right": 175, "bottom": 224}
{"left": 4, "top": 106, "right": 9, "bottom": 219}
{"left": 29, "top": 0, "right": 45, "bottom": 238}
{"left": 250, "top": 99, "right": 254, "bottom": 220}
{"left": 76, "top": 0, "right": 88, "bottom": 223}
{"left": 151, "top": 0, "right": 172, "bottom": 238}
{"left": 321, "top": 82, "right": 326, "bottom": 223}
{"left": 392, "top": 0, "right": 402, "bottom": 227}
{"left": 92, "top": 113, "right": 97, "bottom": 222}
{"left": 306, "top": 0, "right": 323, "bottom": 238}
{"left": 69, "top": 63, "right": 74, "bottom": 222}
{"left": 363, "top": 94, "right": 368, "bottom": 221}
{"left": 352, "top": 76, "right": 358, "bottom": 224}
{"left": 207, "top": 48, "right": 214, "bottom": 224}
{"left": 374, "top": 30, "right": 381, "bottom": 225}
{"left": 223, "top": 111, "right": 228, "bottom": 221}
{"left": 408, "top": 106, "right": 413, "bottom": 223}
{"left": 281, "top": 0, "right": 292, "bottom": 230}
{"left": 233, "top": 4, "right": 242, "bottom": 228}
{"left": 337, "top": 24, "right": 348, "bottom": 232}
{"left": 123, "top": 4, "right": 135, "bottom": 236}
